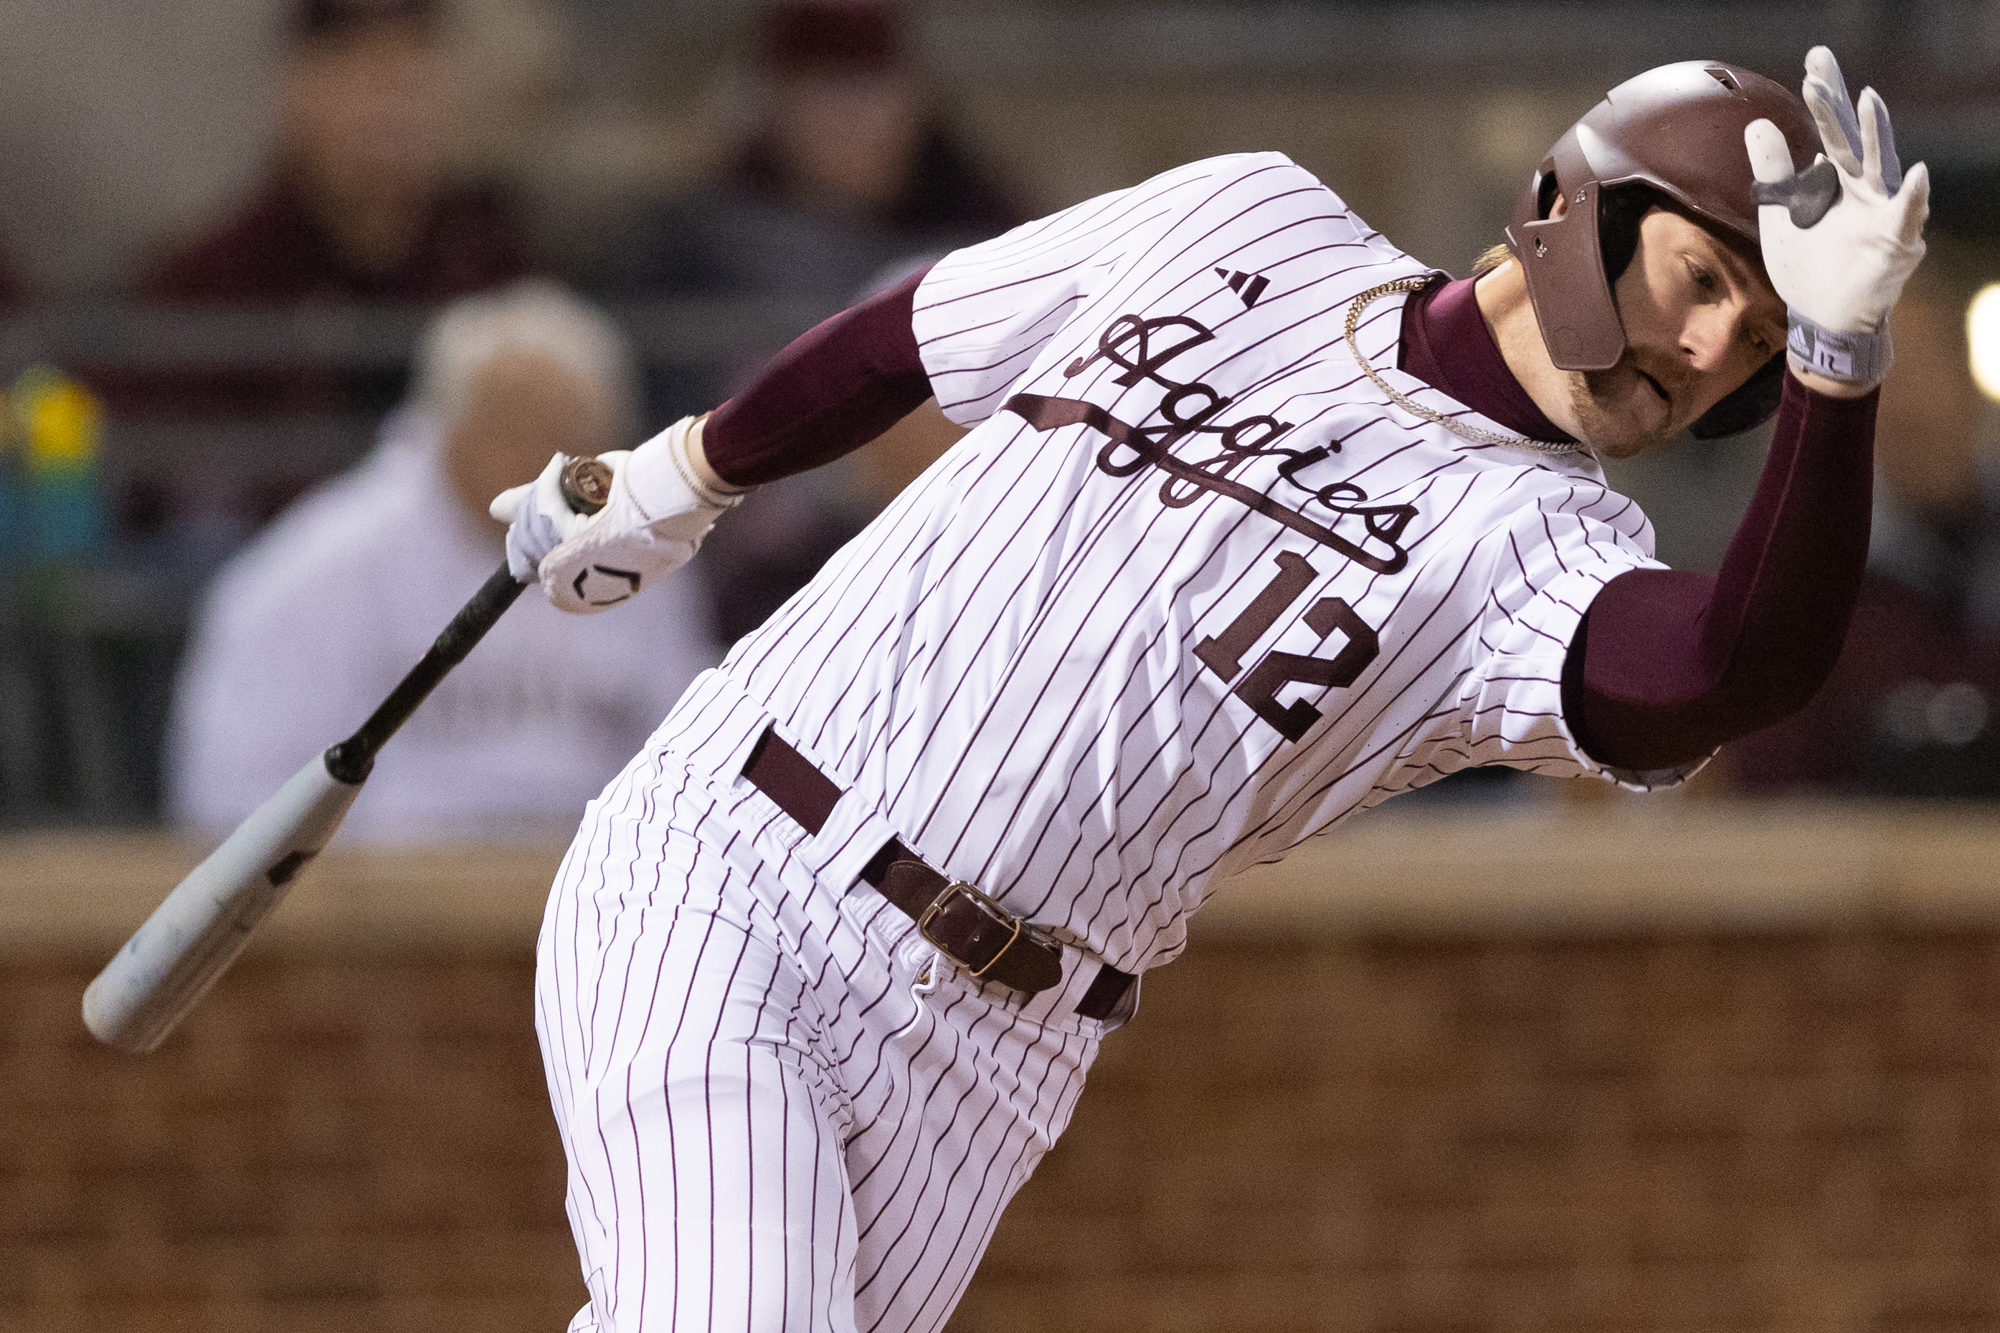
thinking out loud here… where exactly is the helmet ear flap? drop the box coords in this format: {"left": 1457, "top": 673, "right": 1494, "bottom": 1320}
{"left": 1506, "top": 133, "right": 1627, "bottom": 372}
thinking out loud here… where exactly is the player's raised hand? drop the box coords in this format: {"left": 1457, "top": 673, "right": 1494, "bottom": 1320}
{"left": 489, "top": 414, "right": 744, "bottom": 614}
{"left": 1744, "top": 45, "right": 1928, "bottom": 387}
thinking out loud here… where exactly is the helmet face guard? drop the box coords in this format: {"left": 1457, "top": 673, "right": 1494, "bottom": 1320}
{"left": 1504, "top": 61, "right": 1820, "bottom": 437}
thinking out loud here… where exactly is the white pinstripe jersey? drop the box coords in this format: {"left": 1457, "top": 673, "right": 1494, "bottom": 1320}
{"left": 686, "top": 151, "right": 1696, "bottom": 977}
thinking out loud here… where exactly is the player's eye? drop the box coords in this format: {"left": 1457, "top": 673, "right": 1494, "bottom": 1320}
{"left": 1686, "top": 260, "right": 1719, "bottom": 295}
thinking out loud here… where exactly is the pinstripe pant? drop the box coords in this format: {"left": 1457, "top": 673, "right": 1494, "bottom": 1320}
{"left": 536, "top": 739, "right": 1125, "bottom": 1332}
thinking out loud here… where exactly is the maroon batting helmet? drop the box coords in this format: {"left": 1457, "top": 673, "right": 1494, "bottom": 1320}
{"left": 1506, "top": 60, "right": 1820, "bottom": 438}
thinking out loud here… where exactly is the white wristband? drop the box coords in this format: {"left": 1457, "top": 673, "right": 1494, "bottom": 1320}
{"left": 626, "top": 416, "right": 750, "bottom": 522}
{"left": 1786, "top": 314, "right": 1890, "bottom": 386}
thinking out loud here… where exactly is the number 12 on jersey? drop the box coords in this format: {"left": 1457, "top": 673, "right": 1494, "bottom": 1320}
{"left": 1195, "top": 551, "right": 1379, "bottom": 742}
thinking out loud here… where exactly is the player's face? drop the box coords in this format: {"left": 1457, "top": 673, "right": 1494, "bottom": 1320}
{"left": 1563, "top": 207, "right": 1788, "bottom": 458}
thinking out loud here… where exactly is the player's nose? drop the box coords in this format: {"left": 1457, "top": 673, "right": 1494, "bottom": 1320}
{"left": 1679, "top": 300, "right": 1756, "bottom": 376}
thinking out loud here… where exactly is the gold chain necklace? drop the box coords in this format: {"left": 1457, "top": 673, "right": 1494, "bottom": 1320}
{"left": 1343, "top": 277, "right": 1587, "bottom": 457}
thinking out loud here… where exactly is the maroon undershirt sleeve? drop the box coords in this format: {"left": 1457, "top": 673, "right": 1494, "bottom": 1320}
{"left": 1561, "top": 377, "right": 1879, "bottom": 771}
{"left": 702, "top": 267, "right": 935, "bottom": 488}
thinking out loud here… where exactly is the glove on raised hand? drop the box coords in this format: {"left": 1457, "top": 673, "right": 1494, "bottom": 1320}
{"left": 489, "top": 415, "right": 746, "bottom": 615}
{"left": 1744, "top": 45, "right": 1928, "bottom": 386}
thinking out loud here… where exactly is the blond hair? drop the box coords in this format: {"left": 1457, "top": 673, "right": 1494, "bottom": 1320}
{"left": 1472, "top": 242, "right": 1515, "bottom": 277}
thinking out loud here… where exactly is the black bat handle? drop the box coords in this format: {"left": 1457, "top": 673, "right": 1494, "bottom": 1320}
{"left": 322, "top": 456, "right": 612, "bottom": 785}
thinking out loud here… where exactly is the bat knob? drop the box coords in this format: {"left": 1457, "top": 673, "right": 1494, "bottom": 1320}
{"left": 559, "top": 456, "right": 613, "bottom": 516}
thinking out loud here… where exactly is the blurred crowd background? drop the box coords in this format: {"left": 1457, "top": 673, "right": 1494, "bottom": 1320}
{"left": 3, "top": 0, "right": 2000, "bottom": 835}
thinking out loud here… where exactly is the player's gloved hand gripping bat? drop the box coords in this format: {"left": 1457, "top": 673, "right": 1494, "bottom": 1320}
{"left": 81, "top": 457, "right": 614, "bottom": 1054}
{"left": 490, "top": 414, "right": 744, "bottom": 615}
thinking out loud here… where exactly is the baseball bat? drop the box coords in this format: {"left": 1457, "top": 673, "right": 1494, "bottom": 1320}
{"left": 81, "top": 456, "right": 614, "bottom": 1054}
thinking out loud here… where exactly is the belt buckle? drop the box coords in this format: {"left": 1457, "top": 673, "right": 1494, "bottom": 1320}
{"left": 917, "top": 881, "right": 1022, "bottom": 979}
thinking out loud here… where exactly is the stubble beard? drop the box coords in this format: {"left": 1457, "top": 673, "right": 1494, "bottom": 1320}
{"left": 1562, "top": 362, "right": 1679, "bottom": 461}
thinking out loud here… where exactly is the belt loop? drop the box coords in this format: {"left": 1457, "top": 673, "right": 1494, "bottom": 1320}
{"left": 740, "top": 724, "right": 841, "bottom": 837}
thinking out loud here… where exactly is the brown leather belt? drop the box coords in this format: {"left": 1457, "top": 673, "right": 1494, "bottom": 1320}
{"left": 741, "top": 725, "right": 1135, "bottom": 1020}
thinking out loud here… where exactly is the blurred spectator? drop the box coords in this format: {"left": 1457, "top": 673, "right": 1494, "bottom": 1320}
{"left": 115, "top": 0, "right": 537, "bottom": 563}
{"left": 596, "top": 0, "right": 1023, "bottom": 305}
{"left": 1731, "top": 245, "right": 2000, "bottom": 797}
{"left": 168, "top": 283, "right": 718, "bottom": 845}
{"left": 143, "top": 0, "right": 528, "bottom": 303}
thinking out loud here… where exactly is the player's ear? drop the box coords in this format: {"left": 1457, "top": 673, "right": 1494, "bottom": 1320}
{"left": 1546, "top": 190, "right": 1571, "bottom": 222}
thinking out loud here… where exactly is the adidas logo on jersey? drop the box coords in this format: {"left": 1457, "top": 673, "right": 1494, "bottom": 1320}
{"left": 1215, "top": 268, "right": 1269, "bottom": 307}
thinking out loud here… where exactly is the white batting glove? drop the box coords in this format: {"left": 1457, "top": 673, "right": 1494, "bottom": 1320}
{"left": 488, "top": 415, "right": 746, "bottom": 615}
{"left": 1744, "top": 46, "right": 1928, "bottom": 387}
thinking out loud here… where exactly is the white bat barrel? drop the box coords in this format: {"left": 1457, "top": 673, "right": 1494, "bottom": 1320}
{"left": 83, "top": 754, "right": 363, "bottom": 1053}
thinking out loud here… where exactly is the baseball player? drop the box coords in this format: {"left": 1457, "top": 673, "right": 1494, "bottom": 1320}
{"left": 492, "top": 49, "right": 1926, "bottom": 1332}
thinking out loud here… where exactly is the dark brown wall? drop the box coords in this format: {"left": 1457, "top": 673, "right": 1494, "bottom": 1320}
{"left": 3, "top": 952, "right": 577, "bottom": 1333}
{"left": 971, "top": 929, "right": 2000, "bottom": 1333}
{"left": 5, "top": 927, "right": 1997, "bottom": 1332}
